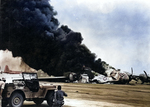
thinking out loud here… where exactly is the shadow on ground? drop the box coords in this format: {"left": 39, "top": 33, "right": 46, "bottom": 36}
{"left": 22, "top": 104, "right": 49, "bottom": 107}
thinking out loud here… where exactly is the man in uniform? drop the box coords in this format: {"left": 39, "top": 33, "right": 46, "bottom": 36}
{"left": 0, "top": 79, "right": 5, "bottom": 96}
{"left": 54, "top": 85, "right": 67, "bottom": 107}
{"left": 0, "top": 79, "right": 5, "bottom": 107}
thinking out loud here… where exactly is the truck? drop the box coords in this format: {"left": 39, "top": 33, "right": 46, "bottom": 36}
{"left": 0, "top": 72, "right": 56, "bottom": 107}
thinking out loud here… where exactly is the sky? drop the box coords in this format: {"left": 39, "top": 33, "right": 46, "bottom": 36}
{"left": 50, "top": 0, "right": 150, "bottom": 75}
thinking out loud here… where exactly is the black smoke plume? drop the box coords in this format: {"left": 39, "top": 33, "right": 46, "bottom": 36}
{"left": 0, "top": 0, "right": 106, "bottom": 76}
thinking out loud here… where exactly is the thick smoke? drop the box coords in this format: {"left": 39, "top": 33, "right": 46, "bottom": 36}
{"left": 0, "top": 50, "right": 36, "bottom": 72}
{"left": 0, "top": 0, "right": 106, "bottom": 75}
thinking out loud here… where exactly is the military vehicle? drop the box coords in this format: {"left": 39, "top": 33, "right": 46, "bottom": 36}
{"left": 0, "top": 72, "right": 56, "bottom": 107}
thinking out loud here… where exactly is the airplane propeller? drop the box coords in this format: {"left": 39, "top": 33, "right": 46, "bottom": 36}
{"left": 139, "top": 71, "right": 150, "bottom": 84}
{"left": 144, "top": 71, "right": 150, "bottom": 80}
{"left": 128, "top": 67, "right": 138, "bottom": 83}
{"left": 131, "top": 67, "right": 133, "bottom": 76}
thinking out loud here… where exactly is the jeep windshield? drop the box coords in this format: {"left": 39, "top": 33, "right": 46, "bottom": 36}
{"left": 22, "top": 73, "right": 38, "bottom": 80}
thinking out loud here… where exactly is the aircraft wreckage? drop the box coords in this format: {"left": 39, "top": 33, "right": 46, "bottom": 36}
{"left": 0, "top": 50, "right": 149, "bottom": 84}
{"left": 66, "top": 68, "right": 150, "bottom": 84}
{"left": 91, "top": 68, "right": 138, "bottom": 84}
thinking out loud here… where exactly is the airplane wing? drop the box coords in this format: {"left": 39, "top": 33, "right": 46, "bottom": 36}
{"left": 38, "top": 76, "right": 67, "bottom": 82}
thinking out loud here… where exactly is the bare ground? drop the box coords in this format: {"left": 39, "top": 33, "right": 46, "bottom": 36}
{"left": 53, "top": 82, "right": 150, "bottom": 107}
{"left": 23, "top": 82, "right": 150, "bottom": 107}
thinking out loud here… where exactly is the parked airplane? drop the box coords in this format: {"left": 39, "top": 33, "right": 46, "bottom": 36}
{"left": 139, "top": 71, "right": 150, "bottom": 84}
{"left": 3, "top": 65, "right": 23, "bottom": 74}
{"left": 0, "top": 65, "right": 23, "bottom": 83}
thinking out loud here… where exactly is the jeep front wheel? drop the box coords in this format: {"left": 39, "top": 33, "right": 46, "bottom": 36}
{"left": 9, "top": 92, "right": 24, "bottom": 107}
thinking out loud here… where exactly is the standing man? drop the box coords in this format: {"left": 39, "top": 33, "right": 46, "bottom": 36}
{"left": 0, "top": 79, "right": 5, "bottom": 96}
{"left": 0, "top": 78, "right": 5, "bottom": 107}
{"left": 54, "top": 85, "right": 67, "bottom": 107}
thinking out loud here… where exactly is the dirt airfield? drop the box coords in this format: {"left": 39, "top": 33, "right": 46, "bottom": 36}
{"left": 23, "top": 82, "right": 150, "bottom": 107}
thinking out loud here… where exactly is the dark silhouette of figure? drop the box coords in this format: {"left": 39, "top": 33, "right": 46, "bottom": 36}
{"left": 53, "top": 85, "right": 67, "bottom": 107}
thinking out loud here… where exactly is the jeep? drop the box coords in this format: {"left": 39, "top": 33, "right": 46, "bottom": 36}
{"left": 1, "top": 72, "right": 56, "bottom": 107}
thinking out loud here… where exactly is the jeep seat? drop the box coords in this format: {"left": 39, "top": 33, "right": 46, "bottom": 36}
{"left": 25, "top": 79, "right": 39, "bottom": 92}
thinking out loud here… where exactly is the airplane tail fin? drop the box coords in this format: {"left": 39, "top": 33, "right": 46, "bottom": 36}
{"left": 3, "top": 65, "right": 22, "bottom": 74}
{"left": 4, "top": 65, "right": 10, "bottom": 73}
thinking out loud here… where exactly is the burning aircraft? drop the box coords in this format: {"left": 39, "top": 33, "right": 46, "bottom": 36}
{"left": 91, "top": 74, "right": 110, "bottom": 84}
{"left": 91, "top": 68, "right": 139, "bottom": 84}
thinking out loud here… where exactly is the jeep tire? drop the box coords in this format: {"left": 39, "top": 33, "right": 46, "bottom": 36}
{"left": 46, "top": 91, "right": 54, "bottom": 107}
{"left": 9, "top": 92, "right": 24, "bottom": 107}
